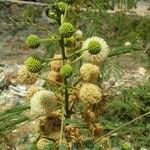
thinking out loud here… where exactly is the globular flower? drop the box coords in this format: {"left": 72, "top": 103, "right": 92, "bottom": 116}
{"left": 25, "top": 57, "right": 43, "bottom": 73}
{"left": 48, "top": 11, "right": 58, "bottom": 20}
{"left": 36, "top": 138, "right": 50, "bottom": 150}
{"left": 79, "top": 83, "right": 102, "bottom": 104}
{"left": 125, "top": 41, "right": 131, "bottom": 46}
{"left": 57, "top": 2, "right": 68, "bottom": 13}
{"left": 26, "top": 35, "right": 40, "bottom": 49}
{"left": 17, "top": 65, "right": 37, "bottom": 85}
{"left": 64, "top": 36, "right": 75, "bottom": 47}
{"left": 59, "top": 22, "right": 75, "bottom": 38}
{"left": 122, "top": 142, "right": 132, "bottom": 150}
{"left": 30, "top": 90, "right": 57, "bottom": 116}
{"left": 35, "top": 113, "right": 61, "bottom": 136}
{"left": 92, "top": 123, "right": 103, "bottom": 137}
{"left": 47, "top": 70, "right": 62, "bottom": 84}
{"left": 82, "top": 36, "right": 109, "bottom": 64}
{"left": 60, "top": 64, "right": 73, "bottom": 78}
{"left": 74, "top": 30, "right": 83, "bottom": 40}
{"left": 50, "top": 55, "right": 62, "bottom": 72}
{"left": 26, "top": 86, "right": 40, "bottom": 100}
{"left": 80, "top": 63, "right": 100, "bottom": 82}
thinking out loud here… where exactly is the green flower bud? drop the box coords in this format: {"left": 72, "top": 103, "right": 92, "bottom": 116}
{"left": 58, "top": 2, "right": 68, "bottom": 13}
{"left": 48, "top": 11, "right": 58, "bottom": 20}
{"left": 26, "top": 35, "right": 40, "bottom": 49}
{"left": 25, "top": 57, "right": 43, "bottom": 73}
{"left": 60, "top": 64, "right": 73, "bottom": 78}
{"left": 122, "top": 142, "right": 132, "bottom": 150}
{"left": 88, "top": 40, "right": 101, "bottom": 55}
{"left": 59, "top": 22, "right": 75, "bottom": 38}
{"left": 64, "top": 36, "right": 75, "bottom": 47}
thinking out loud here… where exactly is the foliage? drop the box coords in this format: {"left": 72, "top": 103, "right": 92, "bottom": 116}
{"left": 100, "top": 83, "right": 150, "bottom": 149}
{"left": 0, "top": 0, "right": 150, "bottom": 149}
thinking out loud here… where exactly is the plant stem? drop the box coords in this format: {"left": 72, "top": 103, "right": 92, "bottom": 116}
{"left": 59, "top": 107, "right": 65, "bottom": 146}
{"left": 40, "top": 38, "right": 60, "bottom": 42}
{"left": 59, "top": 14, "right": 70, "bottom": 118}
{"left": 64, "top": 78, "right": 70, "bottom": 118}
{"left": 60, "top": 37, "right": 67, "bottom": 61}
{"left": 67, "top": 48, "right": 88, "bottom": 58}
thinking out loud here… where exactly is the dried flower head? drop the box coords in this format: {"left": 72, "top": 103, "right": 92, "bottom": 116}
{"left": 82, "top": 36, "right": 109, "bottom": 64}
{"left": 36, "top": 138, "right": 49, "bottom": 150}
{"left": 47, "top": 70, "right": 62, "bottom": 84}
{"left": 64, "top": 36, "right": 75, "bottom": 47}
{"left": 80, "top": 63, "right": 100, "bottom": 82}
{"left": 26, "top": 86, "right": 40, "bottom": 100}
{"left": 50, "top": 55, "right": 62, "bottom": 72}
{"left": 30, "top": 90, "right": 57, "bottom": 116}
{"left": 79, "top": 83, "right": 102, "bottom": 104}
{"left": 65, "top": 125, "right": 80, "bottom": 142}
{"left": 25, "top": 57, "right": 43, "bottom": 73}
{"left": 17, "top": 65, "right": 37, "bottom": 85}
{"left": 74, "top": 30, "right": 83, "bottom": 41}
{"left": 84, "top": 109, "right": 96, "bottom": 125}
{"left": 92, "top": 123, "right": 103, "bottom": 137}
{"left": 59, "top": 22, "right": 75, "bottom": 38}
{"left": 35, "top": 113, "right": 61, "bottom": 136}
{"left": 26, "top": 35, "right": 40, "bottom": 49}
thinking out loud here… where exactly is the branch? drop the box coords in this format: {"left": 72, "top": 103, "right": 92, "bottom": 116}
{"left": 96, "top": 111, "right": 150, "bottom": 143}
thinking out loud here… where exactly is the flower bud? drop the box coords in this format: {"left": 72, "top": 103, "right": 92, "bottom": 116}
{"left": 25, "top": 57, "right": 43, "bottom": 73}
{"left": 59, "top": 22, "right": 75, "bottom": 38}
{"left": 60, "top": 64, "right": 73, "bottom": 78}
{"left": 26, "top": 35, "right": 40, "bottom": 49}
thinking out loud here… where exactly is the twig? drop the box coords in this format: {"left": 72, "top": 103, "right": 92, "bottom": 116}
{"left": 59, "top": 107, "right": 65, "bottom": 146}
{"left": 95, "top": 111, "right": 150, "bottom": 142}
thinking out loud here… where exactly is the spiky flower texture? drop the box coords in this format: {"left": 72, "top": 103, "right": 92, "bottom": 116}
{"left": 57, "top": 2, "right": 68, "bottom": 13}
{"left": 17, "top": 65, "right": 37, "bottom": 85}
{"left": 26, "top": 35, "right": 40, "bottom": 49}
{"left": 79, "top": 83, "right": 102, "bottom": 104}
{"left": 80, "top": 63, "right": 100, "bottom": 82}
{"left": 59, "top": 22, "right": 75, "bottom": 38}
{"left": 60, "top": 64, "right": 73, "bottom": 78}
{"left": 30, "top": 90, "right": 57, "bottom": 116}
{"left": 25, "top": 57, "right": 43, "bottom": 73}
{"left": 82, "top": 36, "right": 109, "bottom": 64}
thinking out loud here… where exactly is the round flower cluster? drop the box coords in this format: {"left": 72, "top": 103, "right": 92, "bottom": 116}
{"left": 26, "top": 86, "right": 40, "bottom": 100}
{"left": 59, "top": 22, "right": 75, "bottom": 38}
{"left": 26, "top": 35, "right": 40, "bottom": 49}
{"left": 60, "top": 64, "right": 73, "bottom": 78}
{"left": 79, "top": 83, "right": 102, "bottom": 104}
{"left": 80, "top": 63, "right": 100, "bottom": 82}
{"left": 47, "top": 70, "right": 62, "bottom": 84}
{"left": 17, "top": 65, "right": 37, "bottom": 85}
{"left": 50, "top": 55, "right": 62, "bottom": 72}
{"left": 57, "top": 2, "right": 68, "bottom": 13}
{"left": 30, "top": 90, "right": 57, "bottom": 116}
{"left": 25, "top": 57, "right": 43, "bottom": 73}
{"left": 64, "top": 36, "right": 75, "bottom": 47}
{"left": 82, "top": 36, "right": 109, "bottom": 64}
{"left": 36, "top": 138, "right": 49, "bottom": 150}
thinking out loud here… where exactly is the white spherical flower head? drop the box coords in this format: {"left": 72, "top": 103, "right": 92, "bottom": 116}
{"left": 80, "top": 63, "right": 100, "bottom": 82}
{"left": 30, "top": 90, "right": 57, "bottom": 116}
{"left": 79, "top": 83, "right": 102, "bottom": 104}
{"left": 82, "top": 36, "right": 109, "bottom": 64}
{"left": 125, "top": 41, "right": 131, "bottom": 46}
